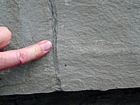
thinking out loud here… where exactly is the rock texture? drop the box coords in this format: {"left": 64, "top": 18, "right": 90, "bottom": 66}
{"left": 0, "top": 0, "right": 56, "bottom": 95}
{"left": 56, "top": 0, "right": 140, "bottom": 91}
{"left": 0, "top": 0, "right": 140, "bottom": 95}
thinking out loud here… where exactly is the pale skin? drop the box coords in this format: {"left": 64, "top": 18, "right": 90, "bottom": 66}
{"left": 0, "top": 27, "right": 52, "bottom": 70}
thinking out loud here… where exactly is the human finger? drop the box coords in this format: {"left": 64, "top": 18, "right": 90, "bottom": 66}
{"left": 0, "top": 27, "right": 11, "bottom": 50}
{"left": 0, "top": 40, "right": 52, "bottom": 70}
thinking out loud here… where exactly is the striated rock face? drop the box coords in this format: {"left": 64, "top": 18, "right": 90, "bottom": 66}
{"left": 0, "top": 0, "right": 56, "bottom": 95}
{"left": 56, "top": 0, "right": 140, "bottom": 91}
{"left": 0, "top": 0, "right": 140, "bottom": 95}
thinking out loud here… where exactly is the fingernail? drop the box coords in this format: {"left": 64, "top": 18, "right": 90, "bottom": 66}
{"left": 40, "top": 40, "right": 52, "bottom": 52}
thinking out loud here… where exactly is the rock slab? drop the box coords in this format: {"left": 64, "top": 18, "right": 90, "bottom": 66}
{"left": 0, "top": 0, "right": 56, "bottom": 95}
{"left": 57, "top": 0, "right": 140, "bottom": 91}
{"left": 0, "top": 0, "right": 140, "bottom": 95}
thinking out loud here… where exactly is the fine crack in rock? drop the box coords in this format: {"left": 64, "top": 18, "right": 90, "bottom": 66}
{"left": 48, "top": 0, "right": 61, "bottom": 90}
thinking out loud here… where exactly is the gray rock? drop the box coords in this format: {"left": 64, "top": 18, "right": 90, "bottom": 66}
{"left": 0, "top": 0, "right": 56, "bottom": 95}
{"left": 56, "top": 0, "right": 140, "bottom": 91}
{"left": 0, "top": 0, "right": 140, "bottom": 95}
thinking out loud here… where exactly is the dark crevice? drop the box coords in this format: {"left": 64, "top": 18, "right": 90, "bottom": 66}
{"left": 48, "top": 0, "right": 61, "bottom": 90}
{"left": 0, "top": 88, "right": 140, "bottom": 105}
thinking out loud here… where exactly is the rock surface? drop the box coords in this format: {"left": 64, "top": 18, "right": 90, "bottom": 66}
{"left": 0, "top": 0, "right": 56, "bottom": 95}
{"left": 0, "top": 0, "right": 140, "bottom": 95}
{"left": 57, "top": 0, "right": 140, "bottom": 91}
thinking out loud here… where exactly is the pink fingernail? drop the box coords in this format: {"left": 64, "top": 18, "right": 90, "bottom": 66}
{"left": 40, "top": 40, "right": 52, "bottom": 52}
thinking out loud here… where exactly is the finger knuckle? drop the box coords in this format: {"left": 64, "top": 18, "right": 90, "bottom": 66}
{"left": 32, "top": 45, "right": 41, "bottom": 58}
{"left": 16, "top": 51, "right": 27, "bottom": 65}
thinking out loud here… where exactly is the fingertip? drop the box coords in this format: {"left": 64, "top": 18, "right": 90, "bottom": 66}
{"left": 45, "top": 40, "right": 52, "bottom": 50}
{"left": 38, "top": 40, "right": 52, "bottom": 53}
{"left": 0, "top": 26, "right": 12, "bottom": 38}
{"left": 0, "top": 27, "right": 12, "bottom": 49}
